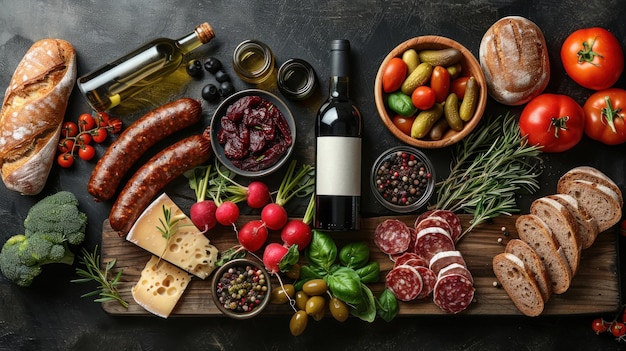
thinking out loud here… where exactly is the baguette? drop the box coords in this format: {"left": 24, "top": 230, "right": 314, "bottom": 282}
{"left": 492, "top": 252, "right": 545, "bottom": 317}
{"left": 515, "top": 214, "right": 572, "bottom": 294}
{"left": 530, "top": 197, "right": 581, "bottom": 275}
{"left": 504, "top": 239, "right": 552, "bottom": 303}
{"left": 547, "top": 194, "right": 599, "bottom": 250}
{"left": 557, "top": 179, "right": 622, "bottom": 233}
{"left": 0, "top": 39, "right": 77, "bottom": 195}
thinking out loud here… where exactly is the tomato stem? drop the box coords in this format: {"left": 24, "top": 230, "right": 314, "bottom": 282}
{"left": 577, "top": 36, "right": 603, "bottom": 66}
{"left": 601, "top": 96, "right": 621, "bottom": 134}
{"left": 549, "top": 116, "right": 570, "bottom": 138}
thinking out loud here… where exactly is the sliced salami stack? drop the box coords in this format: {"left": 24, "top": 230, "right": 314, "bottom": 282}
{"left": 376, "top": 210, "right": 474, "bottom": 313}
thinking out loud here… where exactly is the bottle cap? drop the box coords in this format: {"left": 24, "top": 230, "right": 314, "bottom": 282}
{"left": 195, "top": 23, "right": 215, "bottom": 43}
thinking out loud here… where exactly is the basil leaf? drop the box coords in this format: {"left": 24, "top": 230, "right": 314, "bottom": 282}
{"left": 376, "top": 288, "right": 399, "bottom": 322}
{"left": 279, "top": 245, "right": 300, "bottom": 272}
{"left": 338, "top": 242, "right": 370, "bottom": 269}
{"left": 355, "top": 261, "right": 380, "bottom": 283}
{"left": 305, "top": 230, "right": 337, "bottom": 271}
{"left": 349, "top": 283, "right": 377, "bottom": 322}
{"left": 326, "top": 267, "right": 363, "bottom": 305}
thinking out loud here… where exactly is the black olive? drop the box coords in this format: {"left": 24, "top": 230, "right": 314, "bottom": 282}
{"left": 186, "top": 59, "right": 204, "bottom": 78}
{"left": 201, "top": 84, "right": 220, "bottom": 102}
{"left": 215, "top": 70, "right": 231, "bottom": 83}
{"left": 204, "top": 57, "right": 223, "bottom": 74}
{"left": 219, "top": 81, "right": 235, "bottom": 97}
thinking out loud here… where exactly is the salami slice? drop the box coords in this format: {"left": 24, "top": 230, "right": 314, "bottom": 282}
{"left": 414, "top": 210, "right": 435, "bottom": 228}
{"left": 431, "top": 210, "right": 463, "bottom": 243}
{"left": 385, "top": 264, "right": 423, "bottom": 301}
{"left": 393, "top": 252, "right": 427, "bottom": 268}
{"left": 429, "top": 250, "right": 466, "bottom": 275}
{"left": 433, "top": 273, "right": 475, "bottom": 314}
{"left": 375, "top": 219, "right": 411, "bottom": 255}
{"left": 415, "top": 227, "right": 455, "bottom": 262}
{"left": 437, "top": 262, "right": 474, "bottom": 283}
{"left": 415, "top": 215, "right": 452, "bottom": 236}
{"left": 415, "top": 266, "right": 437, "bottom": 299}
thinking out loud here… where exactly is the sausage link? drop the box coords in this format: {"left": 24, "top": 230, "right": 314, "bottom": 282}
{"left": 109, "top": 129, "right": 212, "bottom": 235}
{"left": 88, "top": 98, "right": 202, "bottom": 201}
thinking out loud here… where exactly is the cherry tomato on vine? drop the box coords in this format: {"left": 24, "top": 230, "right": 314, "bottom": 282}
{"left": 78, "top": 113, "right": 96, "bottom": 131}
{"left": 57, "top": 138, "right": 75, "bottom": 154}
{"left": 411, "top": 86, "right": 436, "bottom": 110}
{"left": 107, "top": 118, "right": 123, "bottom": 134}
{"left": 382, "top": 57, "right": 408, "bottom": 93}
{"left": 91, "top": 127, "right": 108, "bottom": 143}
{"left": 610, "top": 321, "right": 626, "bottom": 338}
{"left": 451, "top": 77, "right": 470, "bottom": 99}
{"left": 57, "top": 153, "right": 74, "bottom": 168}
{"left": 582, "top": 88, "right": 626, "bottom": 145}
{"left": 561, "top": 27, "right": 624, "bottom": 90}
{"left": 592, "top": 318, "right": 608, "bottom": 334}
{"left": 519, "top": 94, "right": 585, "bottom": 153}
{"left": 96, "top": 111, "right": 110, "bottom": 126}
{"left": 77, "top": 132, "right": 92, "bottom": 146}
{"left": 62, "top": 121, "right": 79, "bottom": 138}
{"left": 78, "top": 144, "right": 96, "bottom": 161}
{"left": 431, "top": 66, "right": 451, "bottom": 103}
{"left": 392, "top": 115, "right": 415, "bottom": 136}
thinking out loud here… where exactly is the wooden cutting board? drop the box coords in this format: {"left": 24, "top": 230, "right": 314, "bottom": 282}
{"left": 100, "top": 214, "right": 620, "bottom": 316}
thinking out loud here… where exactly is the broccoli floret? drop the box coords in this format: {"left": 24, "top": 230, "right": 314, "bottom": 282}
{"left": 0, "top": 191, "right": 87, "bottom": 287}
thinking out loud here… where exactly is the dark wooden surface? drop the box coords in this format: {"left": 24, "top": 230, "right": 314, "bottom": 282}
{"left": 2, "top": 1, "right": 626, "bottom": 350}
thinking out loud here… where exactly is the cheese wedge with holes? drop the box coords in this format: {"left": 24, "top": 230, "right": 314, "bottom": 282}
{"left": 126, "top": 193, "right": 219, "bottom": 279}
{"left": 132, "top": 255, "right": 191, "bottom": 318}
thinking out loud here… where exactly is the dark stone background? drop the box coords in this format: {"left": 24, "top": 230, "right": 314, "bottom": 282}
{"left": 1, "top": 0, "right": 625, "bottom": 350}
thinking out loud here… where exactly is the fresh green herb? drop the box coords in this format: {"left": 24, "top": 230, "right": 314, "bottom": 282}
{"left": 156, "top": 205, "right": 189, "bottom": 262}
{"left": 72, "top": 246, "right": 128, "bottom": 309}
{"left": 434, "top": 113, "right": 543, "bottom": 238}
{"left": 275, "top": 160, "right": 315, "bottom": 207}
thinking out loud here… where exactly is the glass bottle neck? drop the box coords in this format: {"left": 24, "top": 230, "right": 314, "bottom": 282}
{"left": 176, "top": 32, "right": 205, "bottom": 54}
{"left": 329, "top": 76, "right": 350, "bottom": 98}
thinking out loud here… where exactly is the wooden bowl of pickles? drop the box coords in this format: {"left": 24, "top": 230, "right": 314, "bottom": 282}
{"left": 374, "top": 36, "right": 487, "bottom": 149}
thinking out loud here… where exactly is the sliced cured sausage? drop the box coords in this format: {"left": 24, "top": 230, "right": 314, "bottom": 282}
{"left": 414, "top": 227, "right": 455, "bottom": 262}
{"left": 437, "top": 262, "right": 474, "bottom": 283}
{"left": 374, "top": 219, "right": 411, "bottom": 255}
{"left": 385, "top": 264, "right": 423, "bottom": 301}
{"left": 433, "top": 273, "right": 475, "bottom": 314}
{"left": 414, "top": 266, "right": 437, "bottom": 299}
{"left": 393, "top": 252, "right": 427, "bottom": 268}
{"left": 429, "top": 250, "right": 467, "bottom": 275}
{"left": 430, "top": 210, "right": 463, "bottom": 242}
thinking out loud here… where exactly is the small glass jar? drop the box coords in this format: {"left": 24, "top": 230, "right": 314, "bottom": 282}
{"left": 232, "top": 40, "right": 275, "bottom": 84}
{"left": 277, "top": 58, "right": 317, "bottom": 101}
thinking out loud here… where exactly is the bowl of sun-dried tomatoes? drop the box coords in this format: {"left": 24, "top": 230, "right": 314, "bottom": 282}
{"left": 210, "top": 89, "right": 296, "bottom": 177}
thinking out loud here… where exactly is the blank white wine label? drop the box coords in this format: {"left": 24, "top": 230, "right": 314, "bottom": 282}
{"left": 316, "top": 136, "right": 361, "bottom": 196}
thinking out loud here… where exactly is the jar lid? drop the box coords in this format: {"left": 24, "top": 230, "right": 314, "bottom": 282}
{"left": 277, "top": 58, "right": 317, "bottom": 101}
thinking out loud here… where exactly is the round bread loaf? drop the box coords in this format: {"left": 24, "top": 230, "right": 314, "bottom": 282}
{"left": 479, "top": 16, "right": 550, "bottom": 106}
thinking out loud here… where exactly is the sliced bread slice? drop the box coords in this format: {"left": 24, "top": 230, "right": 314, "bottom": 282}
{"left": 557, "top": 179, "right": 622, "bottom": 233}
{"left": 505, "top": 239, "right": 552, "bottom": 302}
{"left": 530, "top": 196, "right": 581, "bottom": 275}
{"left": 548, "top": 194, "right": 599, "bottom": 249}
{"left": 493, "top": 252, "right": 545, "bottom": 317}
{"left": 515, "top": 214, "right": 572, "bottom": 294}
{"left": 558, "top": 166, "right": 623, "bottom": 207}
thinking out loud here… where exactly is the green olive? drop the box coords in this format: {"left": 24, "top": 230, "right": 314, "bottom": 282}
{"left": 305, "top": 295, "right": 326, "bottom": 316}
{"left": 289, "top": 310, "right": 308, "bottom": 336}
{"left": 295, "top": 290, "right": 309, "bottom": 311}
{"left": 302, "top": 279, "right": 328, "bottom": 296}
{"left": 329, "top": 297, "right": 349, "bottom": 322}
{"left": 311, "top": 308, "right": 325, "bottom": 321}
{"left": 270, "top": 284, "right": 295, "bottom": 304}
{"left": 284, "top": 263, "right": 301, "bottom": 280}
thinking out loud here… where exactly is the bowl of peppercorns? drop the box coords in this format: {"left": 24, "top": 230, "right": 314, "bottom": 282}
{"left": 371, "top": 146, "right": 436, "bottom": 213}
{"left": 211, "top": 258, "right": 271, "bottom": 319}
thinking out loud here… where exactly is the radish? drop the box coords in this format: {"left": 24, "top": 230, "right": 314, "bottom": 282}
{"left": 215, "top": 200, "right": 240, "bottom": 226}
{"left": 260, "top": 160, "right": 314, "bottom": 231}
{"left": 237, "top": 219, "right": 268, "bottom": 252}
{"left": 281, "top": 193, "right": 314, "bottom": 250}
{"left": 188, "top": 165, "right": 218, "bottom": 232}
{"left": 262, "top": 243, "right": 289, "bottom": 274}
{"left": 214, "top": 164, "right": 270, "bottom": 209}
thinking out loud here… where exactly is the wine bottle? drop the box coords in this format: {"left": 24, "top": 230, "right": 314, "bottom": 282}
{"left": 77, "top": 23, "right": 215, "bottom": 112}
{"left": 314, "top": 39, "right": 363, "bottom": 231}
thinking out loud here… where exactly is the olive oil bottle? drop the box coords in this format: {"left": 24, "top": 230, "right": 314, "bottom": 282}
{"left": 77, "top": 23, "right": 215, "bottom": 112}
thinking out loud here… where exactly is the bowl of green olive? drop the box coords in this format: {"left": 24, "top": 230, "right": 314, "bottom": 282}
{"left": 374, "top": 36, "right": 487, "bottom": 149}
{"left": 211, "top": 258, "right": 271, "bottom": 319}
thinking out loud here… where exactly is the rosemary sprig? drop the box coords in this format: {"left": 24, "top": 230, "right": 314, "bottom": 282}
{"left": 433, "top": 113, "right": 543, "bottom": 238}
{"left": 72, "top": 245, "right": 129, "bottom": 309}
{"left": 156, "top": 205, "right": 188, "bottom": 262}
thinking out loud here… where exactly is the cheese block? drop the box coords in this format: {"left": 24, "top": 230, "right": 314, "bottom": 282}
{"left": 126, "top": 193, "right": 219, "bottom": 279}
{"left": 132, "top": 255, "right": 191, "bottom": 318}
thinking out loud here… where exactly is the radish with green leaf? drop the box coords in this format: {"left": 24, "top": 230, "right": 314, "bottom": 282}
{"left": 187, "top": 165, "right": 218, "bottom": 232}
{"left": 281, "top": 193, "right": 314, "bottom": 250}
{"left": 215, "top": 164, "right": 270, "bottom": 209}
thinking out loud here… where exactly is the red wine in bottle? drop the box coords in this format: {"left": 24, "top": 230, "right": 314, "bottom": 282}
{"left": 314, "top": 39, "right": 362, "bottom": 231}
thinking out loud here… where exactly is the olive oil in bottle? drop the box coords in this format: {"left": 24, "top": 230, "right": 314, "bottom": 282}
{"left": 77, "top": 23, "right": 215, "bottom": 112}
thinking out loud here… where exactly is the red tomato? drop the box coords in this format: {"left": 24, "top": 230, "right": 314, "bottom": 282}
{"left": 582, "top": 88, "right": 626, "bottom": 145}
{"left": 62, "top": 121, "right": 79, "bottom": 138}
{"left": 382, "top": 57, "right": 408, "bottom": 93}
{"left": 451, "top": 77, "right": 470, "bottom": 99}
{"left": 411, "top": 86, "right": 436, "bottom": 110}
{"left": 77, "top": 132, "right": 92, "bottom": 146}
{"left": 91, "top": 127, "right": 108, "bottom": 143}
{"left": 57, "top": 138, "right": 75, "bottom": 154}
{"left": 107, "top": 118, "right": 123, "bottom": 134}
{"left": 78, "top": 144, "right": 96, "bottom": 161}
{"left": 610, "top": 321, "right": 626, "bottom": 338}
{"left": 96, "top": 111, "right": 110, "bottom": 126}
{"left": 591, "top": 318, "right": 608, "bottom": 334}
{"left": 430, "top": 66, "right": 450, "bottom": 103}
{"left": 57, "top": 153, "right": 74, "bottom": 168}
{"left": 519, "top": 94, "right": 585, "bottom": 153}
{"left": 561, "top": 27, "right": 624, "bottom": 90}
{"left": 78, "top": 113, "right": 96, "bottom": 131}
{"left": 392, "top": 115, "right": 415, "bottom": 135}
